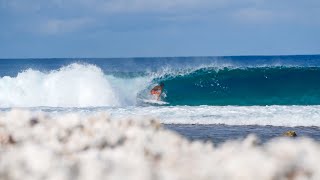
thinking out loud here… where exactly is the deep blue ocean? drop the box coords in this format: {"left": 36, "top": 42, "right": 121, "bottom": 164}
{"left": 1, "top": 55, "right": 320, "bottom": 143}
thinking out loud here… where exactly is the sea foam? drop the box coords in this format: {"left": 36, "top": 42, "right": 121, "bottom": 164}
{"left": 0, "top": 63, "right": 149, "bottom": 107}
{"left": 54, "top": 105, "right": 320, "bottom": 127}
{"left": 0, "top": 110, "right": 319, "bottom": 180}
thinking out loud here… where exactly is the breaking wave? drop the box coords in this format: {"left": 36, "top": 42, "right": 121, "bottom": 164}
{"left": 0, "top": 63, "right": 149, "bottom": 107}
{"left": 157, "top": 67, "right": 320, "bottom": 105}
{"left": 2, "top": 62, "right": 320, "bottom": 107}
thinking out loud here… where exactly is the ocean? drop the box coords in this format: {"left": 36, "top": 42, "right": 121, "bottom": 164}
{"left": 2, "top": 56, "right": 320, "bottom": 179}
{"left": 1, "top": 55, "right": 320, "bottom": 143}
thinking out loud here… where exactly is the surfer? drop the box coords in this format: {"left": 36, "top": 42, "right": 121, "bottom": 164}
{"left": 150, "top": 82, "right": 164, "bottom": 100}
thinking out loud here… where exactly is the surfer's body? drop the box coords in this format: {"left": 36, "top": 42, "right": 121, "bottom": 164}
{"left": 150, "top": 83, "right": 164, "bottom": 100}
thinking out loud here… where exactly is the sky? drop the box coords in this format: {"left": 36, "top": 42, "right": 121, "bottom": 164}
{"left": 0, "top": 0, "right": 319, "bottom": 58}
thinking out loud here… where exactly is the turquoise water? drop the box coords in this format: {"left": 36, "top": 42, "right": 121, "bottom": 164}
{"left": 2, "top": 55, "right": 320, "bottom": 106}
{"left": 158, "top": 67, "right": 320, "bottom": 105}
{"left": 1, "top": 55, "right": 320, "bottom": 130}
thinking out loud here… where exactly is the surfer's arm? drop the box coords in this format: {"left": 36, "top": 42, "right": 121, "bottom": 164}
{"left": 156, "top": 91, "right": 162, "bottom": 100}
{"left": 157, "top": 89, "right": 163, "bottom": 100}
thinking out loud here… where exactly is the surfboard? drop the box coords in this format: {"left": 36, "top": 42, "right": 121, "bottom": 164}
{"left": 142, "top": 99, "right": 169, "bottom": 105}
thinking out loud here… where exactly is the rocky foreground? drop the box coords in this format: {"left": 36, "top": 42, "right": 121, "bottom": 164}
{"left": 0, "top": 110, "right": 320, "bottom": 180}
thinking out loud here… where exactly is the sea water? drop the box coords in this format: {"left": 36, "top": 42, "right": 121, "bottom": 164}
{"left": 1, "top": 55, "right": 320, "bottom": 143}
{"left": 2, "top": 56, "right": 320, "bottom": 179}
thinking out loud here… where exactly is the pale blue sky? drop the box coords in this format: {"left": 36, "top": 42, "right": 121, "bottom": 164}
{"left": 0, "top": 0, "right": 319, "bottom": 58}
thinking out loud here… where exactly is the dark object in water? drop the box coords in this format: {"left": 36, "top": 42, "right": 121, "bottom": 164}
{"left": 283, "top": 131, "right": 297, "bottom": 137}
{"left": 29, "top": 118, "right": 39, "bottom": 126}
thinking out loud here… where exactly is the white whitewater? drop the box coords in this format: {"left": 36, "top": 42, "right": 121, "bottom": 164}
{"left": 0, "top": 110, "right": 319, "bottom": 180}
{"left": 0, "top": 63, "right": 150, "bottom": 107}
{"left": 1, "top": 63, "right": 320, "bottom": 127}
{"left": 29, "top": 105, "right": 320, "bottom": 127}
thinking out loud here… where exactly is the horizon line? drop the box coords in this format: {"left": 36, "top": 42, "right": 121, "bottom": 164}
{"left": 1, "top": 53, "right": 320, "bottom": 60}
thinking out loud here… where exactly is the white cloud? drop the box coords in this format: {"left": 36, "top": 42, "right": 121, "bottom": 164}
{"left": 0, "top": 0, "right": 42, "bottom": 12}
{"left": 232, "top": 8, "right": 275, "bottom": 23}
{"left": 80, "top": 0, "right": 265, "bottom": 14}
{"left": 95, "top": 0, "right": 213, "bottom": 13}
{"left": 4, "top": 0, "right": 316, "bottom": 34}
{"left": 39, "top": 18, "right": 93, "bottom": 35}
{"left": 2, "top": 0, "right": 260, "bottom": 14}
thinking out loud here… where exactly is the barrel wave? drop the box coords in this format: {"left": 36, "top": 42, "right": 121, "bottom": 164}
{"left": 158, "top": 67, "right": 320, "bottom": 106}
{"left": 2, "top": 62, "right": 320, "bottom": 107}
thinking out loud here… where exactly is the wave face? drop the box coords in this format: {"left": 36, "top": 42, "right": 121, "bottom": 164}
{"left": 2, "top": 65, "right": 320, "bottom": 107}
{"left": 159, "top": 67, "right": 320, "bottom": 106}
{"left": 0, "top": 64, "right": 149, "bottom": 107}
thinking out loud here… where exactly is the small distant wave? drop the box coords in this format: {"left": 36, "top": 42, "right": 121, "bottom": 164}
{"left": 16, "top": 105, "right": 320, "bottom": 127}
{"left": 95, "top": 105, "right": 320, "bottom": 127}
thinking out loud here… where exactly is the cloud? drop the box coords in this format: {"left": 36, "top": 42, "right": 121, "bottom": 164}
{"left": 39, "top": 18, "right": 94, "bottom": 35}
{"left": 77, "top": 0, "right": 265, "bottom": 14}
{"left": 93, "top": 0, "right": 213, "bottom": 13}
{"left": 1, "top": 0, "right": 256, "bottom": 14}
{"left": 3, "top": 0, "right": 317, "bottom": 35}
{"left": 0, "top": 0, "right": 42, "bottom": 12}
{"left": 232, "top": 8, "right": 276, "bottom": 23}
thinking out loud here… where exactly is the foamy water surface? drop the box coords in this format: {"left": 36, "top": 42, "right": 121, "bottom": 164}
{"left": 0, "top": 110, "right": 320, "bottom": 180}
